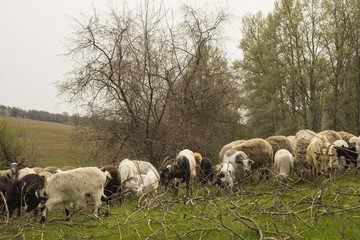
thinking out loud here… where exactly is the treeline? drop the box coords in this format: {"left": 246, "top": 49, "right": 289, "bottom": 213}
{"left": 236, "top": 0, "right": 360, "bottom": 137}
{"left": 0, "top": 105, "right": 82, "bottom": 126}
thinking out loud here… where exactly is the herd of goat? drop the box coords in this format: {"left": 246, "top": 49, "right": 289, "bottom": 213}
{"left": 0, "top": 129, "right": 359, "bottom": 224}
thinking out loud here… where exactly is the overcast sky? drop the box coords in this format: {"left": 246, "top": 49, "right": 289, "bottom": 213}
{"left": 0, "top": 0, "right": 275, "bottom": 115}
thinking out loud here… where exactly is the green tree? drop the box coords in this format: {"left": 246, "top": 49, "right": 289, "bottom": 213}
{"left": 0, "top": 121, "right": 29, "bottom": 169}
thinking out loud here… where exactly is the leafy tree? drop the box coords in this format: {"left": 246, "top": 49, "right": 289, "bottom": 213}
{"left": 0, "top": 121, "right": 29, "bottom": 169}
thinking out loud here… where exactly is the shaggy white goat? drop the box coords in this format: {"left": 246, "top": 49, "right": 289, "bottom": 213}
{"left": 39, "top": 167, "right": 110, "bottom": 223}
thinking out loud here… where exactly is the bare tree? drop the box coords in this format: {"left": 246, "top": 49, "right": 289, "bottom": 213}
{"left": 58, "top": 1, "right": 235, "bottom": 166}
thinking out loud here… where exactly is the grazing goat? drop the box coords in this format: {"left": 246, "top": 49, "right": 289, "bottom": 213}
{"left": 101, "top": 165, "right": 121, "bottom": 203}
{"left": 214, "top": 162, "right": 235, "bottom": 190}
{"left": 335, "top": 145, "right": 359, "bottom": 170}
{"left": 0, "top": 173, "right": 13, "bottom": 213}
{"left": 39, "top": 167, "right": 110, "bottom": 223}
{"left": 132, "top": 160, "right": 160, "bottom": 181}
{"left": 10, "top": 162, "right": 19, "bottom": 180}
{"left": 119, "top": 159, "right": 138, "bottom": 182}
{"left": 329, "top": 140, "right": 348, "bottom": 169}
{"left": 306, "top": 136, "right": 333, "bottom": 179}
{"left": 199, "top": 157, "right": 213, "bottom": 185}
{"left": 223, "top": 149, "right": 253, "bottom": 182}
{"left": 194, "top": 152, "right": 203, "bottom": 177}
{"left": 7, "top": 174, "right": 45, "bottom": 217}
{"left": 160, "top": 149, "right": 196, "bottom": 197}
{"left": 274, "top": 149, "right": 294, "bottom": 181}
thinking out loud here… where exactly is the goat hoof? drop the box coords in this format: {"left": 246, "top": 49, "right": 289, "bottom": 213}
{"left": 40, "top": 216, "right": 46, "bottom": 224}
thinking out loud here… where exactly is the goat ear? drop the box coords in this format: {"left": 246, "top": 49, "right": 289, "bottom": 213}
{"left": 249, "top": 159, "right": 254, "bottom": 164}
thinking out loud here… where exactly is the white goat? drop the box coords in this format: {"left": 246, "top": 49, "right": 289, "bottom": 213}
{"left": 223, "top": 149, "right": 253, "bottom": 182}
{"left": 119, "top": 159, "right": 138, "bottom": 182}
{"left": 215, "top": 162, "right": 235, "bottom": 190}
{"left": 39, "top": 167, "right": 110, "bottom": 223}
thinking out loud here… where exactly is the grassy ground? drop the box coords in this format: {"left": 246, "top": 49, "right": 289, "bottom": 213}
{"left": 0, "top": 116, "right": 87, "bottom": 168}
{"left": 1, "top": 171, "right": 360, "bottom": 239}
{"left": 1, "top": 117, "right": 360, "bottom": 238}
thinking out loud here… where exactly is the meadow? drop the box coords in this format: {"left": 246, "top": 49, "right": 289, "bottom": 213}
{"left": 1, "top": 117, "right": 360, "bottom": 239}
{"left": 0, "top": 116, "right": 87, "bottom": 167}
{"left": 1, "top": 171, "right": 360, "bottom": 239}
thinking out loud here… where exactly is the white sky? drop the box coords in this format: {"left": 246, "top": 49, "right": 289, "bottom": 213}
{"left": 0, "top": 0, "right": 275, "bottom": 115}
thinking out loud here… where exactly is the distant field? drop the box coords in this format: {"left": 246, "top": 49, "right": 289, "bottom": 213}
{"left": 0, "top": 116, "right": 88, "bottom": 168}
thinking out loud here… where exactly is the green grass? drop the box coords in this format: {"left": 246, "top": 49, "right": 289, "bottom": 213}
{"left": 1, "top": 116, "right": 360, "bottom": 238}
{"left": 2, "top": 172, "right": 360, "bottom": 239}
{"left": 0, "top": 116, "right": 88, "bottom": 168}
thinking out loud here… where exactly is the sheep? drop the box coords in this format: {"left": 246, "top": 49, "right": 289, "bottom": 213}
{"left": 265, "top": 135, "right": 294, "bottom": 161}
{"left": 219, "top": 140, "right": 245, "bottom": 162}
{"left": 317, "top": 130, "right": 342, "bottom": 144}
{"left": 287, "top": 135, "right": 296, "bottom": 156}
{"left": 39, "top": 167, "right": 110, "bottom": 223}
{"left": 38, "top": 171, "right": 53, "bottom": 180}
{"left": 337, "top": 131, "right": 356, "bottom": 147}
{"left": 214, "top": 162, "right": 235, "bottom": 190}
{"left": 294, "top": 129, "right": 316, "bottom": 179}
{"left": 31, "top": 167, "right": 44, "bottom": 174}
{"left": 0, "top": 169, "right": 12, "bottom": 177}
{"left": 43, "top": 166, "right": 59, "bottom": 174}
{"left": 61, "top": 166, "right": 76, "bottom": 171}
{"left": 18, "top": 167, "right": 36, "bottom": 179}
{"left": 306, "top": 135, "right": 333, "bottom": 179}
{"left": 231, "top": 138, "right": 273, "bottom": 179}
{"left": 274, "top": 149, "right": 294, "bottom": 181}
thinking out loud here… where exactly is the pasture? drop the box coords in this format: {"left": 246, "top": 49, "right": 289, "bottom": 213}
{"left": 1, "top": 170, "right": 360, "bottom": 239}
{"left": 0, "top": 116, "right": 88, "bottom": 167}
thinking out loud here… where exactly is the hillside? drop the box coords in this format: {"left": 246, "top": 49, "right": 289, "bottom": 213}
{"left": 0, "top": 116, "right": 88, "bottom": 168}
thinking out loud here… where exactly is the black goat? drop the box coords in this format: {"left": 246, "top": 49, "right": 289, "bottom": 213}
{"left": 6, "top": 174, "right": 45, "bottom": 217}
{"left": 335, "top": 145, "right": 359, "bottom": 169}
